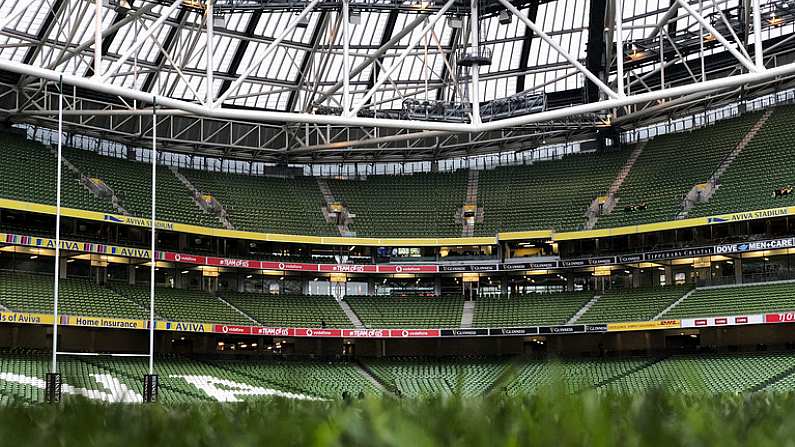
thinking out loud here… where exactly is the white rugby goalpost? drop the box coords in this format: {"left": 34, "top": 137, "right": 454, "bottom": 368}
{"left": 47, "top": 75, "right": 159, "bottom": 403}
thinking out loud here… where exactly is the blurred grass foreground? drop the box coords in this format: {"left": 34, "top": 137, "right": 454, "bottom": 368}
{"left": 1, "top": 389, "right": 795, "bottom": 447}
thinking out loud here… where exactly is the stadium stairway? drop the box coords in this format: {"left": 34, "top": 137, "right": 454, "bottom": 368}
{"left": 591, "top": 356, "right": 669, "bottom": 390}
{"left": 170, "top": 167, "right": 235, "bottom": 230}
{"left": 460, "top": 301, "right": 475, "bottom": 328}
{"left": 214, "top": 294, "right": 259, "bottom": 324}
{"left": 584, "top": 142, "right": 646, "bottom": 230}
{"left": 678, "top": 109, "right": 774, "bottom": 217}
{"left": 566, "top": 295, "right": 600, "bottom": 324}
{"left": 459, "top": 170, "right": 482, "bottom": 237}
{"left": 750, "top": 364, "right": 795, "bottom": 392}
{"left": 653, "top": 288, "right": 698, "bottom": 320}
{"left": 338, "top": 299, "right": 364, "bottom": 329}
{"left": 656, "top": 279, "right": 795, "bottom": 319}
{"left": 52, "top": 148, "right": 130, "bottom": 216}
{"left": 316, "top": 178, "right": 351, "bottom": 236}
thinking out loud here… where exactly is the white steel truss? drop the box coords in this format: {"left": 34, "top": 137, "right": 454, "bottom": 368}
{"left": 1, "top": 0, "right": 795, "bottom": 161}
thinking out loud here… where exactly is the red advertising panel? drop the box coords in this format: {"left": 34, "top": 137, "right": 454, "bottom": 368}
{"left": 766, "top": 312, "right": 795, "bottom": 323}
{"left": 388, "top": 329, "right": 441, "bottom": 337}
{"left": 342, "top": 329, "right": 390, "bottom": 338}
{"left": 206, "top": 257, "right": 256, "bottom": 268}
{"left": 260, "top": 262, "right": 319, "bottom": 271}
{"left": 735, "top": 316, "right": 748, "bottom": 324}
{"left": 318, "top": 264, "right": 378, "bottom": 273}
{"left": 252, "top": 327, "right": 293, "bottom": 337}
{"left": 162, "top": 252, "right": 206, "bottom": 265}
{"left": 293, "top": 328, "right": 343, "bottom": 337}
{"left": 377, "top": 265, "right": 439, "bottom": 273}
{"left": 214, "top": 324, "right": 252, "bottom": 335}
{"left": 695, "top": 319, "right": 708, "bottom": 326}
{"left": 715, "top": 318, "right": 728, "bottom": 325}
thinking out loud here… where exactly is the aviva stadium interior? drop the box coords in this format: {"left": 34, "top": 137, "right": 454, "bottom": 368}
{"left": 3, "top": 0, "right": 795, "bottom": 416}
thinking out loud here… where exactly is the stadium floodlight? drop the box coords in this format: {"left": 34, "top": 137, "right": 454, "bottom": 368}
{"left": 349, "top": 11, "right": 362, "bottom": 25}
{"left": 115, "top": 0, "right": 132, "bottom": 12}
{"left": 213, "top": 13, "right": 227, "bottom": 28}
{"left": 447, "top": 16, "right": 463, "bottom": 28}
{"left": 498, "top": 10, "right": 511, "bottom": 25}
{"left": 296, "top": 12, "right": 311, "bottom": 28}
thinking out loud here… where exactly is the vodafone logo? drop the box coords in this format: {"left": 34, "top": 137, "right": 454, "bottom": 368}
{"left": 175, "top": 254, "right": 182, "bottom": 262}
{"left": 395, "top": 266, "right": 403, "bottom": 273}
{"left": 278, "top": 263, "right": 285, "bottom": 269}
{"left": 402, "top": 330, "right": 409, "bottom": 337}
{"left": 222, "top": 325, "right": 229, "bottom": 333}
{"left": 306, "top": 329, "right": 313, "bottom": 336}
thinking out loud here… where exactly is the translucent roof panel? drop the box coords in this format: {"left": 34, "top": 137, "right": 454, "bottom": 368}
{"left": 373, "top": 13, "right": 452, "bottom": 109}
{"left": 0, "top": 1, "right": 57, "bottom": 63}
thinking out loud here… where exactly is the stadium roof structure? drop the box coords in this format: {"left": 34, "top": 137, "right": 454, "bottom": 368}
{"left": 1, "top": 0, "right": 795, "bottom": 163}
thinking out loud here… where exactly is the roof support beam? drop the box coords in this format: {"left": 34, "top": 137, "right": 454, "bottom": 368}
{"left": 496, "top": 0, "right": 621, "bottom": 100}
{"left": 104, "top": 0, "right": 185, "bottom": 82}
{"left": 214, "top": 0, "right": 321, "bottom": 107}
{"left": 676, "top": 0, "right": 759, "bottom": 74}
{"left": 315, "top": 11, "right": 424, "bottom": 107}
{"left": 4, "top": 54, "right": 795, "bottom": 133}
{"left": 350, "top": 0, "right": 456, "bottom": 116}
{"left": 515, "top": 2, "right": 539, "bottom": 93}
{"left": 583, "top": 0, "right": 606, "bottom": 102}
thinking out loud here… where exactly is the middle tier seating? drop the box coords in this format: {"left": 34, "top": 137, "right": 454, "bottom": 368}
{"left": 662, "top": 281, "right": 795, "bottom": 319}
{"left": 576, "top": 286, "right": 691, "bottom": 324}
{"left": 217, "top": 291, "right": 351, "bottom": 328}
{"left": 110, "top": 284, "right": 251, "bottom": 325}
{"left": 345, "top": 295, "right": 465, "bottom": 328}
{"left": 0, "top": 271, "right": 145, "bottom": 319}
{"left": 473, "top": 292, "right": 594, "bottom": 327}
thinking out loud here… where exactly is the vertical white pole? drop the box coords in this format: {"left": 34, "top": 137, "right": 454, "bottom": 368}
{"left": 149, "top": 98, "right": 157, "bottom": 375}
{"left": 659, "top": 32, "right": 665, "bottom": 90}
{"left": 206, "top": 0, "right": 215, "bottom": 105}
{"left": 51, "top": 77, "right": 64, "bottom": 374}
{"left": 95, "top": 0, "right": 103, "bottom": 77}
{"left": 751, "top": 0, "right": 763, "bottom": 69}
{"left": 699, "top": 0, "right": 706, "bottom": 81}
{"left": 342, "top": 0, "right": 351, "bottom": 116}
{"left": 615, "top": 0, "right": 625, "bottom": 96}
{"left": 469, "top": 0, "right": 481, "bottom": 124}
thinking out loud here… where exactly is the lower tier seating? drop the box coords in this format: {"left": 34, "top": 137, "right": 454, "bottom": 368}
{"left": 4, "top": 352, "right": 795, "bottom": 403}
{"left": 362, "top": 356, "right": 509, "bottom": 398}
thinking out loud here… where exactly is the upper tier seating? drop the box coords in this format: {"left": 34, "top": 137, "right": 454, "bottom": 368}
{"left": 327, "top": 171, "right": 467, "bottom": 237}
{"left": 62, "top": 148, "right": 220, "bottom": 228}
{"left": 597, "top": 112, "right": 761, "bottom": 228}
{"left": 473, "top": 292, "right": 593, "bottom": 327}
{"left": 217, "top": 292, "right": 351, "bottom": 328}
{"left": 476, "top": 150, "right": 629, "bottom": 234}
{"left": 0, "top": 271, "right": 145, "bottom": 319}
{"left": 662, "top": 281, "right": 795, "bottom": 319}
{"left": 690, "top": 105, "right": 795, "bottom": 216}
{"left": 0, "top": 134, "right": 115, "bottom": 213}
{"left": 0, "top": 107, "right": 789, "bottom": 239}
{"left": 576, "top": 286, "right": 690, "bottom": 324}
{"left": 345, "top": 295, "right": 464, "bottom": 328}
{"left": 110, "top": 284, "right": 251, "bottom": 325}
{"left": 181, "top": 169, "right": 337, "bottom": 236}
